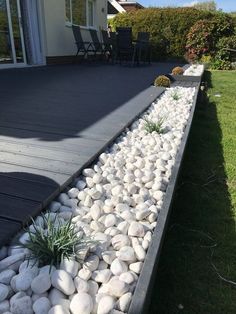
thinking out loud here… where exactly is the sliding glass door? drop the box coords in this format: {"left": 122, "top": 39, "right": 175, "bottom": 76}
{"left": 0, "top": 0, "right": 26, "bottom": 67}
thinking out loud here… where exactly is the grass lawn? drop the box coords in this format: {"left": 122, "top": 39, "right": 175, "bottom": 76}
{"left": 149, "top": 70, "right": 236, "bottom": 314}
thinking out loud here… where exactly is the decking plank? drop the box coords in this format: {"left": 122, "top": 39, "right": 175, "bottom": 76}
{"left": 0, "top": 219, "right": 22, "bottom": 245}
{"left": 0, "top": 175, "right": 58, "bottom": 203}
{"left": 0, "top": 194, "right": 41, "bottom": 222}
{"left": 0, "top": 162, "right": 69, "bottom": 186}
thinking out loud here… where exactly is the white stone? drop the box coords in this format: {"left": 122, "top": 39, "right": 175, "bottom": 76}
{"left": 78, "top": 268, "right": 92, "bottom": 281}
{"left": 60, "top": 259, "right": 79, "bottom": 278}
{"left": 70, "top": 292, "right": 93, "bottom": 314}
{"left": 116, "top": 246, "right": 136, "bottom": 263}
{"left": 0, "top": 270, "right": 15, "bottom": 285}
{"left": 133, "top": 245, "right": 146, "bottom": 261}
{"left": 135, "top": 209, "right": 151, "bottom": 221}
{"left": 9, "top": 291, "right": 26, "bottom": 305}
{"left": 76, "top": 180, "right": 87, "bottom": 190}
{"left": 111, "top": 234, "right": 130, "bottom": 250}
{"left": 110, "top": 258, "right": 128, "bottom": 276}
{"left": 83, "top": 168, "right": 95, "bottom": 177}
{"left": 142, "top": 240, "right": 149, "bottom": 250}
{"left": 51, "top": 270, "right": 75, "bottom": 295}
{"left": 115, "top": 203, "right": 130, "bottom": 212}
{"left": 31, "top": 292, "right": 48, "bottom": 303}
{"left": 128, "top": 222, "right": 145, "bottom": 237}
{"left": 153, "top": 190, "right": 164, "bottom": 201}
{"left": 117, "top": 221, "right": 129, "bottom": 234}
{"left": 144, "top": 231, "right": 152, "bottom": 242}
{"left": 10, "top": 296, "right": 33, "bottom": 314}
{"left": 14, "top": 268, "right": 38, "bottom": 291}
{"left": 129, "top": 262, "right": 143, "bottom": 274}
{"left": 48, "top": 288, "right": 67, "bottom": 306}
{"left": 87, "top": 280, "right": 98, "bottom": 296}
{"left": 111, "top": 185, "right": 123, "bottom": 197}
{"left": 39, "top": 265, "right": 56, "bottom": 275}
{"left": 74, "top": 277, "right": 89, "bottom": 293}
{"left": 84, "top": 255, "right": 99, "bottom": 272}
{"left": 33, "top": 297, "right": 51, "bottom": 314}
{"left": 120, "top": 210, "right": 134, "bottom": 221}
{"left": 119, "top": 272, "right": 135, "bottom": 284}
{"left": 49, "top": 201, "right": 61, "bottom": 213}
{"left": 58, "top": 193, "right": 69, "bottom": 205}
{"left": 101, "top": 251, "right": 116, "bottom": 265}
{"left": 97, "top": 261, "right": 108, "bottom": 270}
{"left": 0, "top": 254, "right": 25, "bottom": 272}
{"left": 97, "top": 295, "right": 115, "bottom": 314}
{"left": 92, "top": 269, "right": 112, "bottom": 284}
{"left": 93, "top": 173, "right": 103, "bottom": 184}
{"left": 107, "top": 278, "right": 129, "bottom": 298}
{"left": 117, "top": 292, "right": 132, "bottom": 312}
{"left": 68, "top": 188, "right": 79, "bottom": 198}
{"left": 31, "top": 273, "right": 51, "bottom": 294}
{"left": 90, "top": 204, "right": 102, "bottom": 221}
{"left": 104, "top": 214, "right": 117, "bottom": 228}
{"left": 0, "top": 284, "right": 9, "bottom": 302}
{"left": 48, "top": 305, "right": 70, "bottom": 314}
{"left": 0, "top": 300, "right": 10, "bottom": 313}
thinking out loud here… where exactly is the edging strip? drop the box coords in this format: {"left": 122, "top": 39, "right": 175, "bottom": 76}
{"left": 128, "top": 82, "right": 201, "bottom": 314}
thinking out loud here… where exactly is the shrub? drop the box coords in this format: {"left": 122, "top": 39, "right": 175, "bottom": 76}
{"left": 154, "top": 75, "right": 170, "bottom": 87}
{"left": 172, "top": 66, "right": 184, "bottom": 75}
{"left": 144, "top": 117, "right": 165, "bottom": 134}
{"left": 185, "top": 19, "right": 215, "bottom": 62}
{"left": 185, "top": 12, "right": 235, "bottom": 62}
{"left": 22, "top": 213, "right": 94, "bottom": 267}
{"left": 210, "top": 35, "right": 236, "bottom": 69}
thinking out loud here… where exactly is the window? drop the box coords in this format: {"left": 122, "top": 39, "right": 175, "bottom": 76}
{"left": 65, "top": 0, "right": 96, "bottom": 27}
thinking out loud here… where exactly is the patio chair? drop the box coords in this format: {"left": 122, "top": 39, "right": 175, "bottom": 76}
{"left": 101, "top": 30, "right": 117, "bottom": 63}
{"left": 135, "top": 32, "right": 151, "bottom": 64}
{"left": 89, "top": 29, "right": 104, "bottom": 59}
{"left": 72, "top": 25, "right": 94, "bottom": 60}
{"left": 116, "top": 27, "right": 135, "bottom": 64}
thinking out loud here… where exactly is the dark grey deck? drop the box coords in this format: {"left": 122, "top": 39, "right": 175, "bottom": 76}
{"left": 0, "top": 62, "right": 178, "bottom": 245}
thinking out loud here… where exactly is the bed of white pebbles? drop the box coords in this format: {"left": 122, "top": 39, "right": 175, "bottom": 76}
{"left": 0, "top": 84, "right": 197, "bottom": 314}
{"left": 183, "top": 64, "right": 204, "bottom": 76}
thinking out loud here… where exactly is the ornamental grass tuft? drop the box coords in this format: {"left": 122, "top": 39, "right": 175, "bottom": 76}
{"left": 144, "top": 117, "right": 165, "bottom": 134}
{"left": 21, "top": 213, "right": 93, "bottom": 267}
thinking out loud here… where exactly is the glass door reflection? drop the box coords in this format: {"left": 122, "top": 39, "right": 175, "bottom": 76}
{"left": 0, "top": 0, "right": 13, "bottom": 64}
{"left": 0, "top": 0, "right": 25, "bottom": 66}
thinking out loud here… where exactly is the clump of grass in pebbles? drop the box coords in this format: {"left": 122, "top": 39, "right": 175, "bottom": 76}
{"left": 21, "top": 213, "right": 94, "bottom": 268}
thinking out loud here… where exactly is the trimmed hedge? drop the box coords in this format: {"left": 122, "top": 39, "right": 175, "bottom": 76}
{"left": 110, "top": 8, "right": 235, "bottom": 62}
{"left": 110, "top": 8, "right": 213, "bottom": 59}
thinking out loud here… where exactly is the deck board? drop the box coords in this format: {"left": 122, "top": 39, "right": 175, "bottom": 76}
{"left": 0, "top": 62, "right": 178, "bottom": 245}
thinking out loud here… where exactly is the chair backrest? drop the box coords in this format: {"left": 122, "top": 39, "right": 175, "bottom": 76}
{"left": 72, "top": 25, "right": 83, "bottom": 44}
{"left": 116, "top": 27, "right": 133, "bottom": 50}
{"left": 89, "top": 29, "right": 102, "bottom": 50}
{"left": 137, "top": 32, "right": 150, "bottom": 43}
{"left": 101, "top": 30, "right": 110, "bottom": 45}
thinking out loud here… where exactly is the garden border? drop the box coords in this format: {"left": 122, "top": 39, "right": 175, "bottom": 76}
{"left": 128, "top": 79, "right": 201, "bottom": 314}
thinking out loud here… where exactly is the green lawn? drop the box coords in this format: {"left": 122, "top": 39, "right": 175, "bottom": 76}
{"left": 149, "top": 71, "right": 236, "bottom": 314}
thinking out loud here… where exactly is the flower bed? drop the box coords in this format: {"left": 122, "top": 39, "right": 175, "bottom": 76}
{"left": 0, "top": 86, "right": 197, "bottom": 314}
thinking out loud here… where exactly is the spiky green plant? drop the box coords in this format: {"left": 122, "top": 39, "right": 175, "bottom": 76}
{"left": 144, "top": 117, "right": 165, "bottom": 134}
{"left": 21, "top": 213, "right": 93, "bottom": 268}
{"left": 171, "top": 92, "right": 181, "bottom": 100}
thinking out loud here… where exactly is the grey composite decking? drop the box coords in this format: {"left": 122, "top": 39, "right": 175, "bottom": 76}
{"left": 0, "top": 62, "right": 178, "bottom": 245}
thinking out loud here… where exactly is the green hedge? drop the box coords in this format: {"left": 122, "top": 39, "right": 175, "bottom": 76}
{"left": 110, "top": 8, "right": 235, "bottom": 61}
{"left": 110, "top": 8, "right": 213, "bottom": 59}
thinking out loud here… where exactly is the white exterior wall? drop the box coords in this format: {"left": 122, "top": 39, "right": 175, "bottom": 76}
{"left": 41, "top": 0, "right": 107, "bottom": 57}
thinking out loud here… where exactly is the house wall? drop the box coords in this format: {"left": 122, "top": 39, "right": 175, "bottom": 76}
{"left": 41, "top": 0, "right": 107, "bottom": 58}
